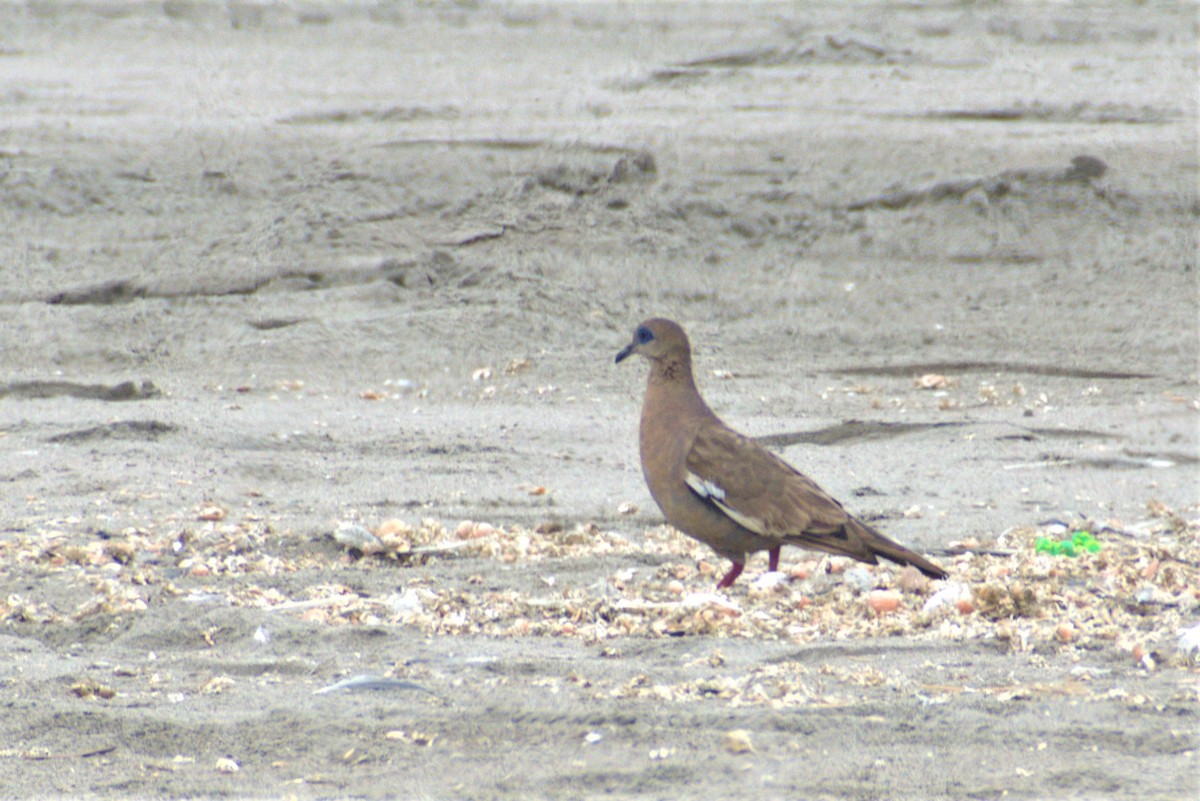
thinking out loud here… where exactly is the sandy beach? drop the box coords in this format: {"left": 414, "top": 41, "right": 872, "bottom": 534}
{"left": 0, "top": 2, "right": 1197, "bottom": 798}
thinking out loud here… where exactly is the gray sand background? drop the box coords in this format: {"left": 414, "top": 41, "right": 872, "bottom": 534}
{"left": 0, "top": 2, "right": 1197, "bottom": 799}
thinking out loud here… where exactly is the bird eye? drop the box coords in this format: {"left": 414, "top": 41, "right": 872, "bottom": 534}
{"left": 636, "top": 326, "right": 654, "bottom": 344}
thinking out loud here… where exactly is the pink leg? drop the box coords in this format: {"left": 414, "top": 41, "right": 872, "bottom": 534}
{"left": 716, "top": 561, "right": 744, "bottom": 589}
{"left": 768, "top": 546, "right": 781, "bottom": 573}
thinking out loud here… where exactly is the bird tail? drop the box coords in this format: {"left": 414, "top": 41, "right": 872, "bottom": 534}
{"left": 846, "top": 517, "right": 949, "bottom": 580}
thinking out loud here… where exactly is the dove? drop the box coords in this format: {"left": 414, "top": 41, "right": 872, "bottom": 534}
{"left": 617, "top": 318, "right": 948, "bottom": 588}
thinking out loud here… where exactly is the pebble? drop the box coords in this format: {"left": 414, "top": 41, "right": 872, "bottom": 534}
{"left": 1178, "top": 623, "right": 1200, "bottom": 661}
{"left": 751, "top": 571, "right": 788, "bottom": 589}
{"left": 333, "top": 522, "right": 382, "bottom": 553}
{"left": 843, "top": 567, "right": 875, "bottom": 593}
{"left": 867, "top": 590, "right": 901, "bottom": 614}
{"left": 722, "top": 729, "right": 754, "bottom": 754}
{"left": 922, "top": 583, "right": 971, "bottom": 615}
{"left": 313, "top": 674, "right": 432, "bottom": 695}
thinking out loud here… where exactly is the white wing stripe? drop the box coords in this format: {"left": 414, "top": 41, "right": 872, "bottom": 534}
{"left": 686, "top": 471, "right": 770, "bottom": 536}
{"left": 711, "top": 498, "right": 770, "bottom": 536}
{"left": 685, "top": 471, "right": 725, "bottom": 500}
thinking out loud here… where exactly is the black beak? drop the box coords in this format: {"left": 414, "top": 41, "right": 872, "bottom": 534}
{"left": 615, "top": 343, "right": 634, "bottom": 364}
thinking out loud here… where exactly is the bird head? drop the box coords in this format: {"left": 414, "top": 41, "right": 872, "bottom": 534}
{"left": 615, "top": 318, "right": 690, "bottom": 365}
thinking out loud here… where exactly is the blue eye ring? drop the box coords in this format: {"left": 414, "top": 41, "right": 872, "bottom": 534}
{"left": 636, "top": 326, "right": 654, "bottom": 344}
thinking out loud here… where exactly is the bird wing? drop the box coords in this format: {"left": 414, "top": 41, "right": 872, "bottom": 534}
{"left": 683, "top": 423, "right": 853, "bottom": 543}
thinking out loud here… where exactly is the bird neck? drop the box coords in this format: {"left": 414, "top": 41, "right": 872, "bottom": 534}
{"left": 644, "top": 352, "right": 711, "bottom": 418}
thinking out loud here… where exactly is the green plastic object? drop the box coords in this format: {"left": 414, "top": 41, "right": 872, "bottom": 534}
{"left": 1035, "top": 530, "right": 1101, "bottom": 557}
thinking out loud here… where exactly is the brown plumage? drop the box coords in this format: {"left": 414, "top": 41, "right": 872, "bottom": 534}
{"left": 616, "top": 318, "right": 948, "bottom": 589}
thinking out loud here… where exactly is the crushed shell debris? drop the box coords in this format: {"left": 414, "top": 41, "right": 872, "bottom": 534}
{"left": 2, "top": 508, "right": 1198, "bottom": 707}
